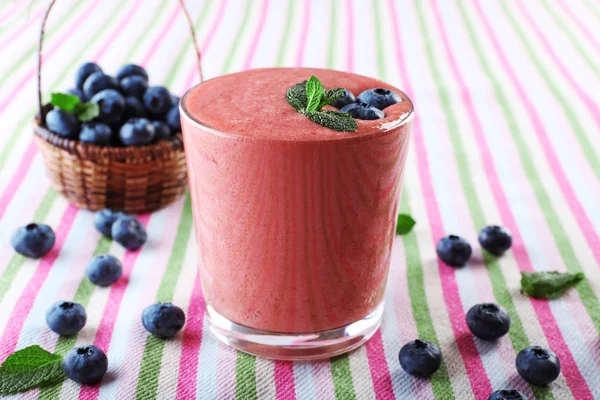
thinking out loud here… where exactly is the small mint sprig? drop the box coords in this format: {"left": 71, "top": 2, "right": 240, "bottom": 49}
{"left": 396, "top": 214, "right": 416, "bottom": 235}
{"left": 520, "top": 271, "right": 584, "bottom": 299}
{"left": 0, "top": 345, "right": 65, "bottom": 394}
{"left": 286, "top": 76, "right": 357, "bottom": 132}
{"left": 51, "top": 92, "right": 99, "bottom": 122}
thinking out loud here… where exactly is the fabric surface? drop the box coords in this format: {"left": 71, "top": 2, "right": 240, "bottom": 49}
{"left": 1, "top": 0, "right": 599, "bottom": 399}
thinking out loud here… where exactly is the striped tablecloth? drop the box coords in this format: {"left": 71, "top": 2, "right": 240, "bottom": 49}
{"left": 1, "top": 0, "right": 599, "bottom": 399}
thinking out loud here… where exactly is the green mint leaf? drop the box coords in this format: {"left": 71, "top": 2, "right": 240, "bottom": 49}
{"left": 0, "top": 345, "right": 65, "bottom": 395}
{"left": 520, "top": 271, "right": 585, "bottom": 299}
{"left": 319, "top": 88, "right": 345, "bottom": 109}
{"left": 50, "top": 93, "right": 81, "bottom": 112}
{"left": 305, "top": 76, "right": 324, "bottom": 112}
{"left": 75, "top": 102, "right": 100, "bottom": 122}
{"left": 286, "top": 81, "right": 307, "bottom": 111}
{"left": 396, "top": 214, "right": 416, "bottom": 235}
{"left": 303, "top": 110, "right": 357, "bottom": 132}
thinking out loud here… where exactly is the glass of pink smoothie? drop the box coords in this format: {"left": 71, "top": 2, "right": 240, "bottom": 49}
{"left": 180, "top": 68, "right": 413, "bottom": 360}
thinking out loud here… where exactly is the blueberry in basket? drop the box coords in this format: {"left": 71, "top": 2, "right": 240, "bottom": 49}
{"left": 90, "top": 89, "right": 126, "bottom": 124}
{"left": 143, "top": 86, "right": 173, "bottom": 115}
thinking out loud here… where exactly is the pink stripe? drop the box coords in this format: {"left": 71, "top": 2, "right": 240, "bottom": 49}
{"left": 175, "top": 273, "right": 205, "bottom": 399}
{"left": 140, "top": 3, "right": 182, "bottom": 67}
{"left": 0, "top": 7, "right": 45, "bottom": 51}
{"left": 91, "top": 0, "right": 143, "bottom": 62}
{"left": 183, "top": 0, "right": 230, "bottom": 89}
{"left": 557, "top": 0, "right": 600, "bottom": 53}
{"left": 274, "top": 362, "right": 296, "bottom": 400}
{"left": 365, "top": 331, "right": 394, "bottom": 399}
{"left": 346, "top": 0, "right": 354, "bottom": 72}
{"left": 0, "top": 205, "right": 78, "bottom": 361}
{"left": 515, "top": 0, "right": 600, "bottom": 130}
{"left": 295, "top": 0, "right": 311, "bottom": 67}
{"left": 242, "top": 0, "right": 269, "bottom": 70}
{"left": 473, "top": 1, "right": 600, "bottom": 269}
{"left": 0, "top": 141, "right": 36, "bottom": 220}
{"left": 388, "top": 0, "right": 493, "bottom": 397}
{"left": 312, "top": 361, "right": 335, "bottom": 400}
{"left": 215, "top": 346, "right": 238, "bottom": 399}
{"left": 0, "top": 0, "right": 102, "bottom": 114}
{"left": 0, "top": 2, "right": 19, "bottom": 25}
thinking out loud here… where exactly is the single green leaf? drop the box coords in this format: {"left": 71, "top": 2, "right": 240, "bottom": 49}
{"left": 75, "top": 102, "right": 100, "bottom": 122}
{"left": 319, "top": 87, "right": 345, "bottom": 109}
{"left": 303, "top": 110, "right": 357, "bottom": 132}
{"left": 0, "top": 345, "right": 65, "bottom": 395}
{"left": 305, "top": 76, "right": 324, "bottom": 112}
{"left": 50, "top": 92, "right": 81, "bottom": 112}
{"left": 285, "top": 81, "right": 307, "bottom": 111}
{"left": 396, "top": 214, "right": 416, "bottom": 235}
{"left": 520, "top": 271, "right": 585, "bottom": 299}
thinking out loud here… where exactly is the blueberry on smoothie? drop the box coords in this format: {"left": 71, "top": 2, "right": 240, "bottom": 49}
{"left": 83, "top": 71, "right": 119, "bottom": 100}
{"left": 75, "top": 62, "right": 102, "bottom": 90}
{"left": 86, "top": 254, "right": 122, "bottom": 286}
{"left": 119, "top": 118, "right": 155, "bottom": 146}
{"left": 331, "top": 89, "right": 356, "bottom": 109}
{"left": 79, "top": 122, "right": 112, "bottom": 145}
{"left": 142, "top": 302, "right": 186, "bottom": 338}
{"left": 466, "top": 303, "right": 511, "bottom": 340}
{"left": 45, "top": 301, "right": 87, "bottom": 336}
{"left": 436, "top": 235, "right": 472, "bottom": 267}
{"left": 90, "top": 89, "right": 126, "bottom": 125}
{"left": 340, "top": 102, "right": 384, "bottom": 120}
{"left": 111, "top": 215, "right": 147, "bottom": 250}
{"left": 165, "top": 106, "right": 181, "bottom": 133}
{"left": 143, "top": 86, "right": 173, "bottom": 115}
{"left": 479, "top": 225, "right": 513, "bottom": 256}
{"left": 357, "top": 88, "right": 402, "bottom": 110}
{"left": 151, "top": 121, "right": 171, "bottom": 141}
{"left": 62, "top": 345, "right": 108, "bottom": 384}
{"left": 399, "top": 339, "right": 442, "bottom": 377}
{"left": 116, "top": 63, "right": 148, "bottom": 82}
{"left": 516, "top": 346, "right": 561, "bottom": 386}
{"left": 94, "top": 209, "right": 126, "bottom": 238}
{"left": 120, "top": 75, "right": 148, "bottom": 99}
{"left": 46, "top": 108, "right": 80, "bottom": 139}
{"left": 11, "top": 223, "right": 55, "bottom": 258}
{"left": 488, "top": 390, "right": 529, "bottom": 400}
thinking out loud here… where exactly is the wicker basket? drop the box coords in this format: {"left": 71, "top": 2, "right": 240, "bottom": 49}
{"left": 33, "top": 0, "right": 203, "bottom": 213}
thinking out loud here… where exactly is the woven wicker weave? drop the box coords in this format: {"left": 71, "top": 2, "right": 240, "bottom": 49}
{"left": 33, "top": 0, "right": 203, "bottom": 213}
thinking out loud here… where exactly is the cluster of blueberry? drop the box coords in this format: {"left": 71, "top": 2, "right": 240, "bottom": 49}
{"left": 398, "top": 227, "right": 561, "bottom": 399}
{"left": 10, "top": 210, "right": 185, "bottom": 385}
{"left": 46, "top": 62, "right": 181, "bottom": 146}
{"left": 332, "top": 87, "right": 402, "bottom": 120}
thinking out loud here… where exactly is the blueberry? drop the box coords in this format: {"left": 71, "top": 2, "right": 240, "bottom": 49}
{"left": 488, "top": 390, "right": 529, "bottom": 400}
{"left": 516, "top": 346, "right": 560, "bottom": 386}
{"left": 119, "top": 118, "right": 156, "bottom": 146}
{"left": 46, "top": 108, "right": 80, "bottom": 139}
{"left": 122, "top": 96, "right": 147, "bottom": 123}
{"left": 357, "top": 88, "right": 402, "bottom": 110}
{"left": 86, "top": 254, "right": 122, "bottom": 286}
{"left": 142, "top": 302, "right": 186, "bottom": 338}
{"left": 332, "top": 89, "right": 356, "bottom": 109}
{"left": 45, "top": 301, "right": 87, "bottom": 336}
{"left": 66, "top": 87, "right": 85, "bottom": 101}
{"left": 152, "top": 121, "right": 171, "bottom": 141}
{"left": 170, "top": 95, "right": 180, "bottom": 107}
{"left": 479, "top": 225, "right": 513, "bottom": 256}
{"left": 119, "top": 75, "right": 148, "bottom": 99}
{"left": 143, "top": 86, "right": 173, "bottom": 115}
{"left": 62, "top": 345, "right": 108, "bottom": 384}
{"left": 399, "top": 339, "right": 442, "bottom": 377}
{"left": 11, "top": 223, "right": 55, "bottom": 258}
{"left": 116, "top": 63, "right": 148, "bottom": 82}
{"left": 94, "top": 209, "right": 126, "bottom": 238}
{"left": 340, "top": 102, "right": 385, "bottom": 120}
{"left": 83, "top": 72, "right": 119, "bottom": 100}
{"left": 79, "top": 122, "right": 112, "bottom": 145}
{"left": 75, "top": 62, "right": 102, "bottom": 90}
{"left": 436, "top": 235, "right": 472, "bottom": 267}
{"left": 111, "top": 216, "right": 147, "bottom": 250}
{"left": 90, "top": 89, "right": 126, "bottom": 125}
{"left": 165, "top": 106, "right": 181, "bottom": 133}
{"left": 466, "top": 303, "right": 511, "bottom": 340}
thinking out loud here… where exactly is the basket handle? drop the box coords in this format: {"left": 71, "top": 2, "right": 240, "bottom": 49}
{"left": 37, "top": 0, "right": 204, "bottom": 123}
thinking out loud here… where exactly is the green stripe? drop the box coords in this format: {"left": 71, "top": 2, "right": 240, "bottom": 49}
{"left": 326, "top": 0, "right": 337, "bottom": 69}
{"left": 539, "top": 0, "right": 599, "bottom": 80}
{"left": 331, "top": 356, "right": 355, "bottom": 400}
{"left": 0, "top": 0, "right": 85, "bottom": 91}
{"left": 498, "top": 1, "right": 600, "bottom": 180}
{"left": 235, "top": 352, "right": 257, "bottom": 400}
{"left": 400, "top": 194, "right": 454, "bottom": 399}
{"left": 458, "top": 0, "right": 600, "bottom": 336}
{"left": 274, "top": 0, "right": 295, "bottom": 67}
{"left": 0, "top": 2, "right": 39, "bottom": 37}
{"left": 414, "top": 3, "right": 555, "bottom": 398}
{"left": 372, "top": 0, "right": 386, "bottom": 80}
{"left": 221, "top": 1, "right": 256, "bottom": 74}
{"left": 580, "top": 0, "right": 600, "bottom": 22}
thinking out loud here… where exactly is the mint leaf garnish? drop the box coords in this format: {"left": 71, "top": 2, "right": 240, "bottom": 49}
{"left": 305, "top": 76, "right": 324, "bottom": 112}
{"left": 0, "top": 345, "right": 65, "bottom": 394}
{"left": 75, "top": 102, "right": 100, "bottom": 122}
{"left": 286, "top": 81, "right": 308, "bottom": 111}
{"left": 396, "top": 214, "right": 416, "bottom": 235}
{"left": 51, "top": 93, "right": 81, "bottom": 112}
{"left": 319, "top": 88, "right": 345, "bottom": 109}
{"left": 521, "top": 271, "right": 584, "bottom": 299}
{"left": 304, "top": 110, "right": 357, "bottom": 132}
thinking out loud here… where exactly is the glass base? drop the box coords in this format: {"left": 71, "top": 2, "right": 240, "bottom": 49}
{"left": 206, "top": 303, "right": 384, "bottom": 360}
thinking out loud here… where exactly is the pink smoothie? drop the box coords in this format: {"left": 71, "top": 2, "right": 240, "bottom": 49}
{"left": 181, "top": 68, "right": 413, "bottom": 333}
